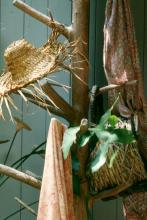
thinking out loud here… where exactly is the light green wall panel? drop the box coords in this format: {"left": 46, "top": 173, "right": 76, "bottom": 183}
{"left": 0, "top": 0, "right": 24, "bottom": 219}
{"left": 20, "top": 1, "right": 48, "bottom": 219}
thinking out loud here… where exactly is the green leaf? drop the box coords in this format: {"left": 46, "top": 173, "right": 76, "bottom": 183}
{"left": 94, "top": 129, "right": 118, "bottom": 142}
{"left": 77, "top": 131, "right": 93, "bottom": 147}
{"left": 109, "top": 128, "right": 135, "bottom": 144}
{"left": 91, "top": 133, "right": 118, "bottom": 172}
{"left": 98, "top": 95, "right": 120, "bottom": 129}
{"left": 108, "top": 115, "right": 119, "bottom": 127}
{"left": 99, "top": 108, "right": 112, "bottom": 129}
{"left": 108, "top": 149, "right": 119, "bottom": 168}
{"left": 62, "top": 126, "right": 80, "bottom": 159}
{"left": 91, "top": 141, "right": 109, "bottom": 172}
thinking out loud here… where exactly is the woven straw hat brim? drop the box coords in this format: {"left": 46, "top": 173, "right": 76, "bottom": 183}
{"left": 0, "top": 36, "right": 66, "bottom": 97}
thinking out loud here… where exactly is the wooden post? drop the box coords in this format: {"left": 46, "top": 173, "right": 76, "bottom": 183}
{"left": 70, "top": 1, "right": 90, "bottom": 219}
{"left": 71, "top": 0, "right": 89, "bottom": 124}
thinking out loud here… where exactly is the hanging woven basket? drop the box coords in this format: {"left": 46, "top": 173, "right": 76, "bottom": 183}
{"left": 87, "top": 126, "right": 147, "bottom": 195}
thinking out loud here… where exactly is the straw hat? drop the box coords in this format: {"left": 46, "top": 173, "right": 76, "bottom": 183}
{"left": 0, "top": 33, "right": 69, "bottom": 97}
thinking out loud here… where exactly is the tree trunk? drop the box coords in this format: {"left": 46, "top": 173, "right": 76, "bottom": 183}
{"left": 71, "top": 0, "right": 89, "bottom": 124}
{"left": 70, "top": 0, "right": 90, "bottom": 219}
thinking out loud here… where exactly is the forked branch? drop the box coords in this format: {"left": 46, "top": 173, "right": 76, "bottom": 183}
{"left": 15, "top": 197, "right": 37, "bottom": 216}
{"left": 22, "top": 87, "right": 79, "bottom": 124}
{"left": 41, "top": 82, "right": 80, "bottom": 123}
{"left": 21, "top": 91, "right": 66, "bottom": 119}
{"left": 13, "top": 0, "right": 72, "bottom": 39}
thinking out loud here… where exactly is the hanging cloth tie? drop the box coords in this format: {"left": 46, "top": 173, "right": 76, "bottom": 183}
{"left": 37, "top": 118, "right": 75, "bottom": 220}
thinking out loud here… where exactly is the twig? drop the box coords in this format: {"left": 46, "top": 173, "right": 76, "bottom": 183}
{"left": 15, "top": 197, "right": 37, "bottom": 216}
{"left": 4, "top": 201, "right": 38, "bottom": 220}
{"left": 3, "top": 131, "right": 17, "bottom": 165}
{"left": 0, "top": 164, "right": 41, "bottom": 189}
{"left": 3, "top": 200, "right": 38, "bottom": 220}
{"left": 96, "top": 80, "right": 137, "bottom": 96}
{"left": 10, "top": 141, "right": 46, "bottom": 169}
{"left": 25, "top": 170, "right": 42, "bottom": 180}
{"left": 0, "top": 141, "right": 45, "bottom": 187}
{"left": 90, "top": 182, "right": 132, "bottom": 207}
{"left": 0, "top": 140, "right": 9, "bottom": 144}
{"left": 45, "top": 78, "right": 71, "bottom": 89}
{"left": 4, "top": 117, "right": 31, "bottom": 165}
{"left": 13, "top": 0, "right": 72, "bottom": 39}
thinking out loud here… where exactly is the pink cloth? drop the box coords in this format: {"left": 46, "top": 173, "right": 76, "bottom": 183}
{"left": 103, "top": 0, "right": 145, "bottom": 115}
{"left": 104, "top": 1, "right": 147, "bottom": 219}
{"left": 123, "top": 192, "right": 147, "bottom": 220}
{"left": 37, "top": 118, "right": 75, "bottom": 220}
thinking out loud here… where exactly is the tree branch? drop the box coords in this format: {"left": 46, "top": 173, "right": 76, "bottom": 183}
{"left": 41, "top": 82, "right": 81, "bottom": 123}
{"left": 96, "top": 80, "right": 137, "bottom": 96}
{"left": 90, "top": 182, "right": 132, "bottom": 207}
{"left": 13, "top": 0, "right": 72, "bottom": 39}
{"left": 19, "top": 90, "right": 70, "bottom": 121}
{"left": 0, "top": 164, "right": 41, "bottom": 189}
{"left": 15, "top": 197, "right": 37, "bottom": 216}
{"left": 21, "top": 89, "right": 78, "bottom": 123}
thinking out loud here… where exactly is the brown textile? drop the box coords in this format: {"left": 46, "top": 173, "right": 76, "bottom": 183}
{"left": 103, "top": 0, "right": 146, "bottom": 115}
{"left": 104, "top": 1, "right": 147, "bottom": 219}
{"left": 104, "top": 0, "right": 147, "bottom": 159}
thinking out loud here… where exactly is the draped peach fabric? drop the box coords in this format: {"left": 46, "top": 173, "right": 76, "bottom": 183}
{"left": 37, "top": 118, "right": 75, "bottom": 220}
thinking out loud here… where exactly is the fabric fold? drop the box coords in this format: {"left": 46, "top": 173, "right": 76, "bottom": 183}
{"left": 103, "top": 0, "right": 146, "bottom": 115}
{"left": 37, "top": 118, "right": 74, "bottom": 220}
{"left": 104, "top": 1, "right": 147, "bottom": 219}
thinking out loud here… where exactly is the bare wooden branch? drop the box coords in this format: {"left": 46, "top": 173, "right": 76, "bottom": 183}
{"left": 97, "top": 80, "right": 137, "bottom": 96}
{"left": 13, "top": 0, "right": 72, "bottom": 39}
{"left": 90, "top": 182, "right": 132, "bottom": 207}
{"left": 21, "top": 88, "right": 78, "bottom": 123}
{"left": 15, "top": 197, "right": 37, "bottom": 216}
{"left": 32, "top": 99, "right": 68, "bottom": 118}
{"left": 0, "top": 164, "right": 41, "bottom": 189}
{"left": 41, "top": 82, "right": 80, "bottom": 123}
{"left": 18, "top": 91, "right": 68, "bottom": 119}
